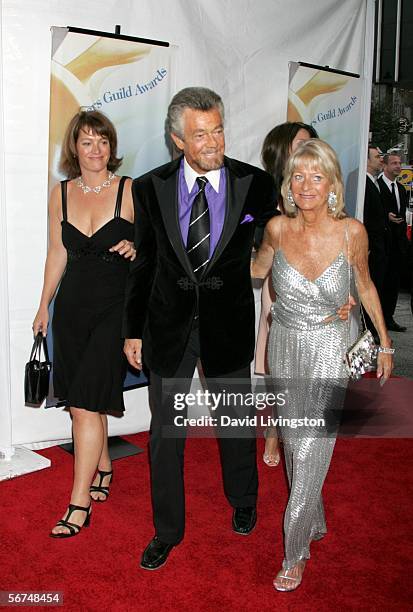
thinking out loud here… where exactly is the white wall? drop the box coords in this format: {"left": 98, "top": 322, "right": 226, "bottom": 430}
{"left": 0, "top": 0, "right": 374, "bottom": 448}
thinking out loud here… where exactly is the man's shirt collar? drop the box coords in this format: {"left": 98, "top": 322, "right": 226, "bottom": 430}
{"left": 184, "top": 157, "right": 221, "bottom": 193}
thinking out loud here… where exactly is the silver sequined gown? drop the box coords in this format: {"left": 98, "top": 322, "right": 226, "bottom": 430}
{"left": 268, "top": 248, "right": 349, "bottom": 570}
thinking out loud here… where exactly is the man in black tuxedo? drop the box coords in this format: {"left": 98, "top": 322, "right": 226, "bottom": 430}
{"left": 123, "top": 88, "right": 277, "bottom": 569}
{"left": 363, "top": 145, "right": 391, "bottom": 339}
{"left": 378, "top": 153, "right": 409, "bottom": 331}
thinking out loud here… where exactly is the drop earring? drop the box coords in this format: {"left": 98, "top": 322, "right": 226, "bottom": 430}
{"left": 287, "top": 189, "right": 296, "bottom": 207}
{"left": 328, "top": 191, "right": 337, "bottom": 212}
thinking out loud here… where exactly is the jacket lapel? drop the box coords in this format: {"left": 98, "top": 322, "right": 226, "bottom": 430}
{"left": 152, "top": 159, "right": 197, "bottom": 282}
{"left": 396, "top": 182, "right": 406, "bottom": 216}
{"left": 205, "top": 158, "right": 252, "bottom": 274}
{"left": 379, "top": 177, "right": 398, "bottom": 215}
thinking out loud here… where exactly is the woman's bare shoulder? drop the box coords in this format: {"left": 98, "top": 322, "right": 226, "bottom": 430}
{"left": 48, "top": 182, "right": 63, "bottom": 213}
{"left": 122, "top": 177, "right": 133, "bottom": 197}
{"left": 266, "top": 213, "right": 285, "bottom": 235}
{"left": 344, "top": 216, "right": 367, "bottom": 239}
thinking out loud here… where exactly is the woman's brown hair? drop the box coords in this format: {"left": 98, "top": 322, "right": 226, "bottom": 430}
{"left": 59, "top": 110, "right": 122, "bottom": 179}
{"left": 261, "top": 121, "right": 318, "bottom": 202}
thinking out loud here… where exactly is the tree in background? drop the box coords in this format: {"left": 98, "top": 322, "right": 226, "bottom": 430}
{"left": 370, "top": 102, "right": 402, "bottom": 153}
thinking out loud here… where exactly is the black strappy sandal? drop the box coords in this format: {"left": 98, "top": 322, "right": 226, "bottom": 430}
{"left": 89, "top": 469, "right": 113, "bottom": 502}
{"left": 49, "top": 503, "right": 91, "bottom": 538}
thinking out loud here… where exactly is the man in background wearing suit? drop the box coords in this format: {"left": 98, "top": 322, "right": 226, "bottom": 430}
{"left": 363, "top": 145, "right": 391, "bottom": 340}
{"left": 123, "top": 87, "right": 277, "bottom": 570}
{"left": 378, "top": 152, "right": 409, "bottom": 332}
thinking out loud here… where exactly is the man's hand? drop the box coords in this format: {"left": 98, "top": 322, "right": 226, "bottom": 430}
{"left": 389, "top": 212, "right": 403, "bottom": 225}
{"left": 336, "top": 294, "right": 357, "bottom": 321}
{"left": 109, "top": 240, "right": 136, "bottom": 260}
{"left": 124, "top": 338, "right": 143, "bottom": 370}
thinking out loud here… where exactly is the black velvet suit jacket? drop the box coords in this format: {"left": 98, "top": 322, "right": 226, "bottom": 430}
{"left": 363, "top": 176, "right": 391, "bottom": 262}
{"left": 377, "top": 176, "right": 408, "bottom": 254}
{"left": 122, "top": 156, "right": 277, "bottom": 377}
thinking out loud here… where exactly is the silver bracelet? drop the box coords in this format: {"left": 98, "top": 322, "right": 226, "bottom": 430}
{"left": 378, "top": 346, "right": 395, "bottom": 354}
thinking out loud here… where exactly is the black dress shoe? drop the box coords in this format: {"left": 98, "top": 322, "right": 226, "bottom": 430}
{"left": 386, "top": 319, "right": 407, "bottom": 332}
{"left": 140, "top": 537, "right": 175, "bottom": 570}
{"left": 232, "top": 506, "right": 257, "bottom": 535}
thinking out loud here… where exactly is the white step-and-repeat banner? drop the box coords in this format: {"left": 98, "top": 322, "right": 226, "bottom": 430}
{"left": 0, "top": 0, "right": 375, "bottom": 454}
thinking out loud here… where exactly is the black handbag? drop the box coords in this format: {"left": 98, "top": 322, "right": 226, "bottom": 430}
{"left": 24, "top": 333, "right": 51, "bottom": 404}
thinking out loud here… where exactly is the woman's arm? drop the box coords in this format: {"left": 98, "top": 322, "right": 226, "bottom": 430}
{"left": 349, "top": 219, "right": 393, "bottom": 381}
{"left": 251, "top": 216, "right": 280, "bottom": 279}
{"left": 33, "top": 185, "right": 67, "bottom": 336}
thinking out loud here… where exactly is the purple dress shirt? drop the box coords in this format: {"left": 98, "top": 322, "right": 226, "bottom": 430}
{"left": 178, "top": 159, "right": 226, "bottom": 258}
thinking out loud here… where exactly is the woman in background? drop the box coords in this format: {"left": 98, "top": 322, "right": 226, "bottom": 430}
{"left": 33, "top": 110, "right": 135, "bottom": 537}
{"left": 256, "top": 122, "right": 318, "bottom": 466}
{"left": 261, "top": 122, "right": 319, "bottom": 214}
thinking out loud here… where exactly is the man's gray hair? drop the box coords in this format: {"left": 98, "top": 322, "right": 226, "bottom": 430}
{"left": 166, "top": 87, "right": 225, "bottom": 139}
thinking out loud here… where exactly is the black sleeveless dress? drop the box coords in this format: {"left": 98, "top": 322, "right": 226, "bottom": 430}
{"left": 52, "top": 177, "right": 134, "bottom": 413}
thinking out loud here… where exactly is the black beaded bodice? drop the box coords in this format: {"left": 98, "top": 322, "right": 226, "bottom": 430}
{"left": 60, "top": 177, "right": 134, "bottom": 268}
{"left": 62, "top": 219, "right": 134, "bottom": 266}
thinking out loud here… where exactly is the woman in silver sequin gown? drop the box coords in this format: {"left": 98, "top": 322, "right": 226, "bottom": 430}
{"left": 252, "top": 139, "right": 393, "bottom": 591}
{"left": 256, "top": 121, "right": 319, "bottom": 467}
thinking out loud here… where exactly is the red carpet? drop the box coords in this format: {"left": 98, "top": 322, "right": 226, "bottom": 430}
{"left": 1, "top": 433, "right": 412, "bottom": 611}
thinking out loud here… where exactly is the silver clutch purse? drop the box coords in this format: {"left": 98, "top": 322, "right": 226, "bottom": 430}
{"left": 344, "top": 326, "right": 377, "bottom": 381}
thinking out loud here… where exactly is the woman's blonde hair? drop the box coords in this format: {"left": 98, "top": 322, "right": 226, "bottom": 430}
{"left": 281, "top": 139, "right": 347, "bottom": 219}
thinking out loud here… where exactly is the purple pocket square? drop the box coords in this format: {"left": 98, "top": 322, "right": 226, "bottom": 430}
{"left": 241, "top": 214, "right": 254, "bottom": 224}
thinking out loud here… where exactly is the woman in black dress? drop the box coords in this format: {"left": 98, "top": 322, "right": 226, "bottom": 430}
{"left": 33, "top": 111, "right": 135, "bottom": 537}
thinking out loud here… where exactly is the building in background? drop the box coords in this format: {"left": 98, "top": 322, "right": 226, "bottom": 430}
{"left": 371, "top": 0, "right": 413, "bottom": 167}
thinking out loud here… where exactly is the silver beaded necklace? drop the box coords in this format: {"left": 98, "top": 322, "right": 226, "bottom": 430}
{"left": 76, "top": 171, "right": 115, "bottom": 194}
